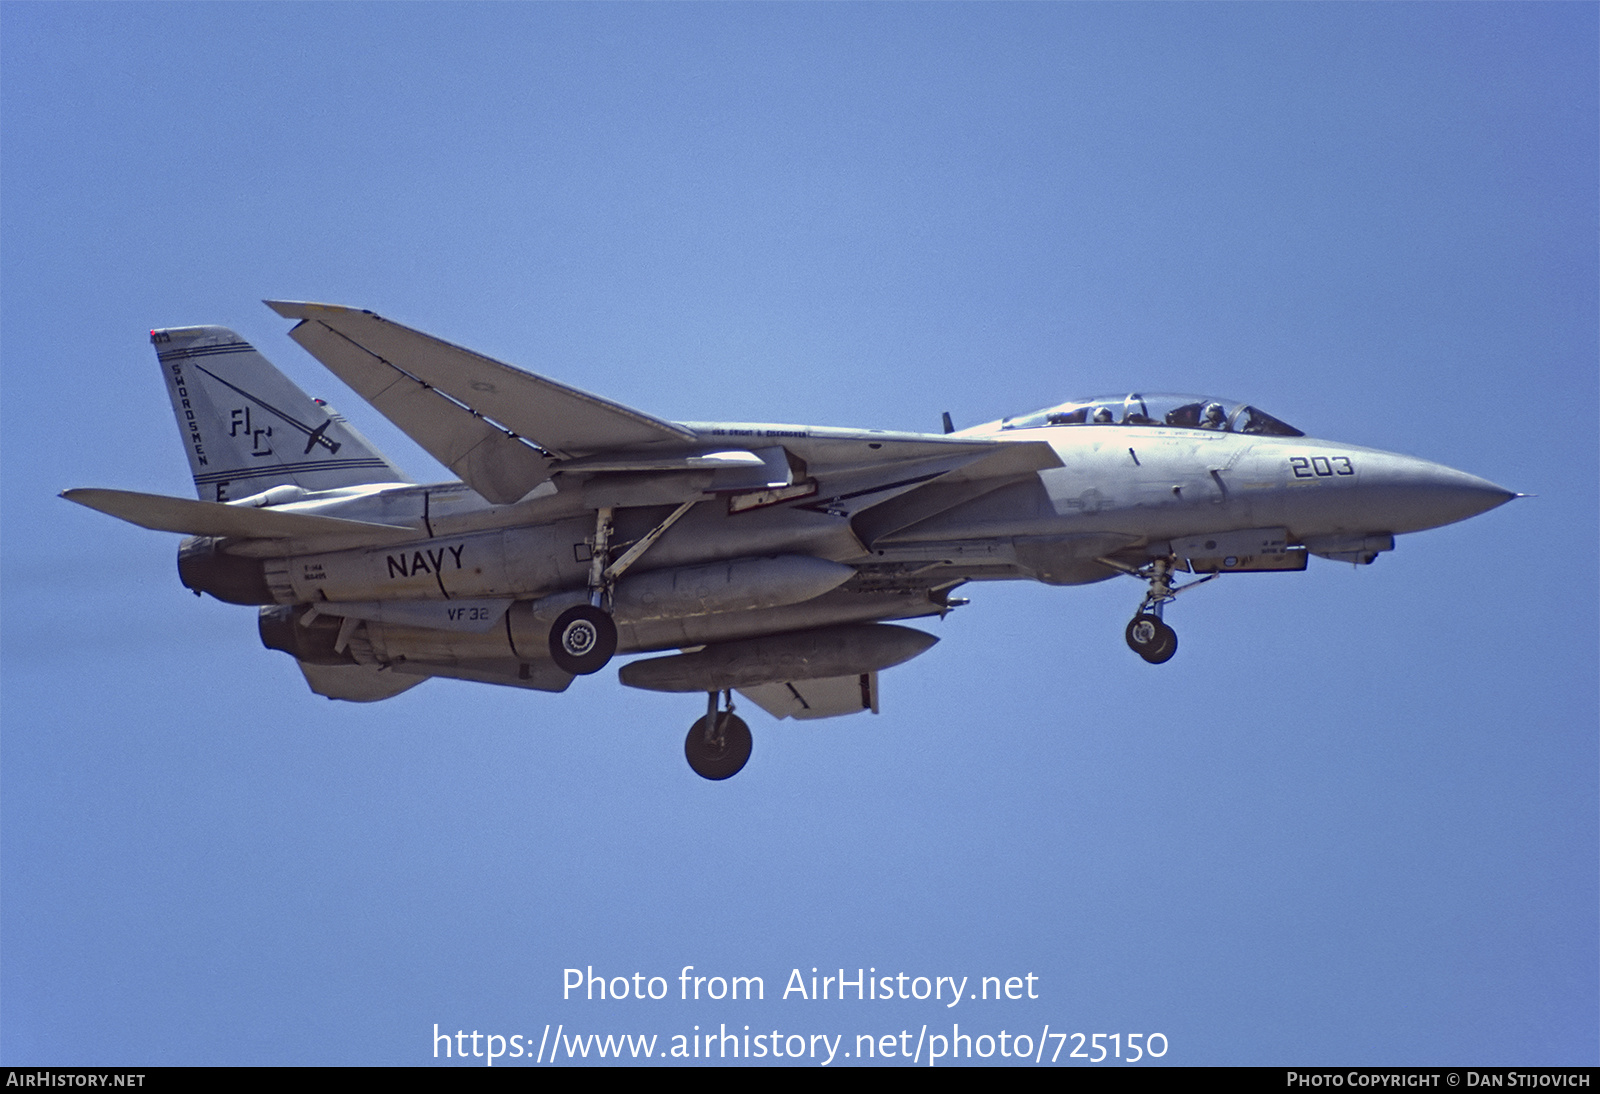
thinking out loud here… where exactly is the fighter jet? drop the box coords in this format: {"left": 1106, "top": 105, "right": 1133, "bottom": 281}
{"left": 63, "top": 303, "right": 1517, "bottom": 779}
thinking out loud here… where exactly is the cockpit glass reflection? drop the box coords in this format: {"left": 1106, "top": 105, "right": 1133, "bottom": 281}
{"left": 998, "top": 393, "right": 1303, "bottom": 437}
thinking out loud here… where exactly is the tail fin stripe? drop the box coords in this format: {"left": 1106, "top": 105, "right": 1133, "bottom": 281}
{"left": 157, "top": 342, "right": 254, "bottom": 362}
{"left": 191, "top": 458, "right": 393, "bottom": 486}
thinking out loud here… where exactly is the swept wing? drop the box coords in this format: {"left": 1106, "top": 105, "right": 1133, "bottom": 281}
{"left": 265, "top": 301, "right": 699, "bottom": 503}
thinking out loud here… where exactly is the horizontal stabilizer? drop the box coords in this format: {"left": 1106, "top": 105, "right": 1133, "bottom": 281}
{"left": 266, "top": 302, "right": 699, "bottom": 503}
{"left": 61, "top": 487, "right": 414, "bottom": 539}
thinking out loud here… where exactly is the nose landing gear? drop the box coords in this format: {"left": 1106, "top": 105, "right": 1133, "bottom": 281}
{"left": 1105, "top": 555, "right": 1218, "bottom": 665}
{"left": 1125, "top": 613, "right": 1178, "bottom": 663}
{"left": 685, "top": 690, "right": 752, "bottom": 781}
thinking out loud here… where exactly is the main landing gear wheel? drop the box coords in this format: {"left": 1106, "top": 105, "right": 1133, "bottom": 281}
{"left": 1125, "top": 614, "right": 1178, "bottom": 664}
{"left": 548, "top": 604, "right": 617, "bottom": 675}
{"left": 685, "top": 711, "right": 752, "bottom": 781}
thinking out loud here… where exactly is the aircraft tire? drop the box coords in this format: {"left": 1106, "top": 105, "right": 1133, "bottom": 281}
{"left": 684, "top": 712, "right": 752, "bottom": 781}
{"left": 549, "top": 604, "right": 617, "bottom": 675}
{"left": 1143, "top": 622, "right": 1177, "bottom": 664}
{"left": 1125, "top": 614, "right": 1177, "bottom": 664}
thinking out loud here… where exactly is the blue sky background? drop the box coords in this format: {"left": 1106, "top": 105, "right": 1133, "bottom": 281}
{"left": 2, "top": 3, "right": 1594, "bottom": 1066}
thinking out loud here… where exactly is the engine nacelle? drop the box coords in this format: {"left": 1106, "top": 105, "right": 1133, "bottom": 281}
{"left": 260, "top": 602, "right": 561, "bottom": 667}
{"left": 259, "top": 605, "right": 347, "bottom": 663}
{"left": 179, "top": 537, "right": 273, "bottom": 605}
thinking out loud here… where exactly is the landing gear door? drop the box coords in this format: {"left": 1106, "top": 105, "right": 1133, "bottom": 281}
{"left": 738, "top": 672, "right": 879, "bottom": 721}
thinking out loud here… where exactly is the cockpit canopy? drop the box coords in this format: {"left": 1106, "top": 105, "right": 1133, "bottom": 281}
{"left": 995, "top": 393, "right": 1303, "bottom": 437}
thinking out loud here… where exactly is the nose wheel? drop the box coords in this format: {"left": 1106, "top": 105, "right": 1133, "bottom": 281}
{"left": 1100, "top": 553, "right": 1218, "bottom": 665}
{"left": 685, "top": 691, "right": 752, "bottom": 780}
{"left": 1125, "top": 613, "right": 1178, "bottom": 664}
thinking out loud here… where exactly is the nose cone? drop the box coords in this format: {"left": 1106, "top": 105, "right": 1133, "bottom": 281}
{"left": 1358, "top": 453, "right": 1516, "bottom": 534}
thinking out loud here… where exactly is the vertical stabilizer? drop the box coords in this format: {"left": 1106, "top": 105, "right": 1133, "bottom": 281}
{"left": 152, "top": 326, "right": 409, "bottom": 500}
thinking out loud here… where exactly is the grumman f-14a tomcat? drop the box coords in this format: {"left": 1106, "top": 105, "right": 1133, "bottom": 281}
{"left": 62, "top": 302, "right": 1517, "bottom": 779}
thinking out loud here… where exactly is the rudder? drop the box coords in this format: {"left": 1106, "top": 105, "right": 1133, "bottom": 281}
{"left": 152, "top": 325, "right": 408, "bottom": 500}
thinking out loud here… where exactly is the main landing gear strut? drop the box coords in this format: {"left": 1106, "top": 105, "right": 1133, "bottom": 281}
{"left": 685, "top": 690, "right": 752, "bottom": 781}
{"left": 1105, "top": 555, "right": 1220, "bottom": 665}
{"left": 547, "top": 501, "right": 697, "bottom": 676}
{"left": 548, "top": 505, "right": 619, "bottom": 674}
